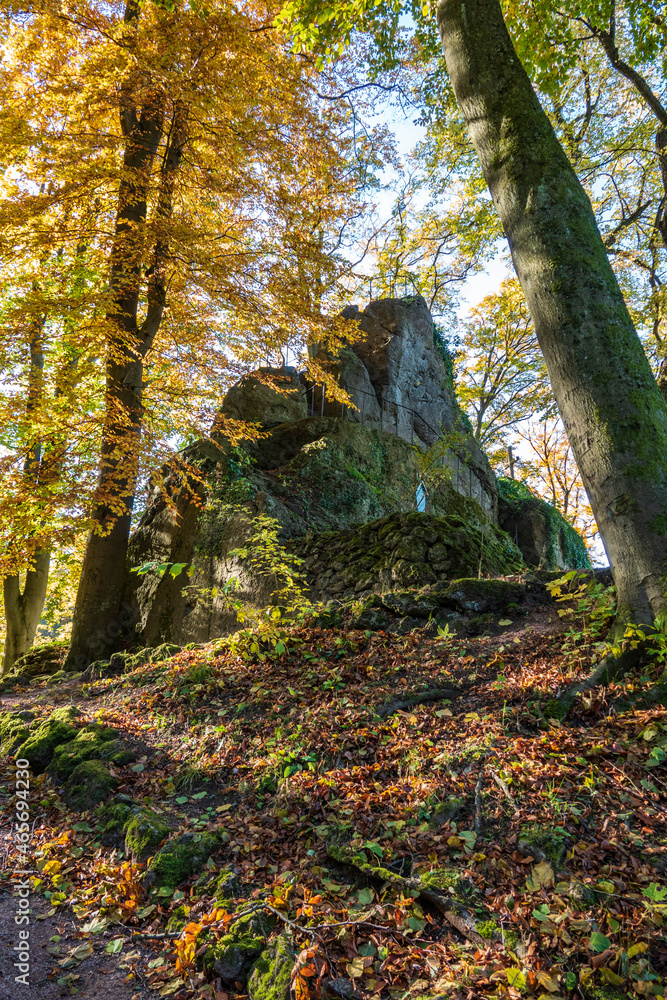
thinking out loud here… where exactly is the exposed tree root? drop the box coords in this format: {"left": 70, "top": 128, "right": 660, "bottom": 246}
{"left": 375, "top": 686, "right": 464, "bottom": 719}
{"left": 325, "top": 845, "right": 492, "bottom": 948}
{"left": 560, "top": 643, "right": 644, "bottom": 705}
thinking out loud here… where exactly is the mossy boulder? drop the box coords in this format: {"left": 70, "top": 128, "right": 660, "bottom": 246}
{"left": 16, "top": 707, "right": 82, "bottom": 772}
{"left": 498, "top": 477, "right": 590, "bottom": 571}
{"left": 205, "top": 932, "right": 265, "bottom": 984}
{"left": 64, "top": 760, "right": 119, "bottom": 811}
{"left": 435, "top": 578, "right": 526, "bottom": 615}
{"left": 11, "top": 642, "right": 68, "bottom": 680}
{"left": 247, "top": 933, "right": 295, "bottom": 1000}
{"left": 0, "top": 712, "right": 32, "bottom": 756}
{"left": 125, "top": 808, "right": 171, "bottom": 861}
{"left": 49, "top": 724, "right": 134, "bottom": 780}
{"left": 146, "top": 832, "right": 219, "bottom": 889}
{"left": 97, "top": 799, "right": 135, "bottom": 846}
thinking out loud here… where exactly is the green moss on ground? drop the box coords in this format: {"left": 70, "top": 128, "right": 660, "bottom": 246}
{"left": 247, "top": 933, "right": 295, "bottom": 1000}
{"left": 519, "top": 823, "right": 569, "bottom": 867}
{"left": 204, "top": 932, "right": 265, "bottom": 984}
{"left": 0, "top": 712, "right": 31, "bottom": 755}
{"left": 64, "top": 760, "right": 119, "bottom": 811}
{"left": 97, "top": 800, "right": 134, "bottom": 842}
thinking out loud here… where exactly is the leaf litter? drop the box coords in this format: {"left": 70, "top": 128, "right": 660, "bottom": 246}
{"left": 1, "top": 584, "right": 666, "bottom": 999}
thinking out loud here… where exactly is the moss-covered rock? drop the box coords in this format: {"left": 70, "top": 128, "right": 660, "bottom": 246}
{"left": 124, "top": 808, "right": 171, "bottom": 861}
{"left": 247, "top": 933, "right": 295, "bottom": 1000}
{"left": 16, "top": 709, "right": 81, "bottom": 773}
{"left": 290, "top": 511, "right": 524, "bottom": 604}
{"left": 97, "top": 799, "right": 134, "bottom": 846}
{"left": 49, "top": 724, "right": 134, "bottom": 780}
{"left": 0, "top": 712, "right": 31, "bottom": 756}
{"left": 435, "top": 578, "right": 526, "bottom": 614}
{"left": 146, "top": 832, "right": 219, "bottom": 889}
{"left": 11, "top": 642, "right": 68, "bottom": 680}
{"left": 498, "top": 477, "right": 590, "bottom": 571}
{"left": 204, "top": 932, "right": 265, "bottom": 984}
{"left": 64, "top": 760, "right": 119, "bottom": 811}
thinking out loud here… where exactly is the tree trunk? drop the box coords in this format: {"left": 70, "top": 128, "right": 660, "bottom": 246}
{"left": 436, "top": 0, "right": 667, "bottom": 624}
{"left": 2, "top": 549, "right": 51, "bottom": 674}
{"left": 66, "top": 79, "right": 187, "bottom": 668}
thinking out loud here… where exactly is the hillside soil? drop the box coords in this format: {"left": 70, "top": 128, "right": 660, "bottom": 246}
{"left": 1, "top": 579, "right": 666, "bottom": 1000}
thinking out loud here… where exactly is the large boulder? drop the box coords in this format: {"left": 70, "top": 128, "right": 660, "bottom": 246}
{"left": 497, "top": 478, "right": 591, "bottom": 571}
{"left": 123, "top": 298, "right": 532, "bottom": 647}
{"left": 220, "top": 367, "right": 307, "bottom": 428}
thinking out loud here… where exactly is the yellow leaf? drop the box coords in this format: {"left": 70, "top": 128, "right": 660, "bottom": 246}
{"left": 537, "top": 970, "right": 561, "bottom": 992}
{"left": 532, "top": 861, "right": 555, "bottom": 888}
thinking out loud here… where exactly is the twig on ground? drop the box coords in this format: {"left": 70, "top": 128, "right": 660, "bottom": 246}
{"left": 474, "top": 770, "right": 484, "bottom": 833}
{"left": 489, "top": 768, "right": 519, "bottom": 814}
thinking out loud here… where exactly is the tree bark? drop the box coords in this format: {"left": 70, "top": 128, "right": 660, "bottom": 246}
{"left": 436, "top": 0, "right": 667, "bottom": 624}
{"left": 66, "top": 34, "right": 188, "bottom": 667}
{"left": 2, "top": 549, "right": 51, "bottom": 675}
{"left": 2, "top": 309, "right": 53, "bottom": 675}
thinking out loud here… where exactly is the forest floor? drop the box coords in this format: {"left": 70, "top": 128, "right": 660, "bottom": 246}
{"left": 1, "top": 580, "right": 666, "bottom": 1000}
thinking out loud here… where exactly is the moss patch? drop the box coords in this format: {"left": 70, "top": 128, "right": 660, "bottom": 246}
{"left": 146, "top": 832, "right": 219, "bottom": 890}
{"left": 247, "top": 933, "right": 295, "bottom": 1000}
{"left": 0, "top": 712, "right": 32, "bottom": 755}
{"left": 16, "top": 713, "right": 80, "bottom": 773}
{"left": 49, "top": 725, "right": 134, "bottom": 780}
{"left": 125, "top": 809, "right": 171, "bottom": 861}
{"left": 204, "top": 932, "right": 265, "bottom": 984}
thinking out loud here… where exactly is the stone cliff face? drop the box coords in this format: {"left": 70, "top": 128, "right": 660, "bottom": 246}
{"left": 323, "top": 296, "right": 496, "bottom": 520}
{"left": 125, "top": 296, "right": 588, "bottom": 646}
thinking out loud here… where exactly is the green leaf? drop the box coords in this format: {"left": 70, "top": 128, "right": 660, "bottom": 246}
{"left": 169, "top": 562, "right": 189, "bottom": 578}
{"left": 105, "top": 938, "right": 124, "bottom": 954}
{"left": 175, "top": 795, "right": 188, "bottom": 804}
{"left": 356, "top": 887, "right": 374, "bottom": 905}
{"left": 589, "top": 931, "right": 612, "bottom": 953}
{"left": 506, "top": 969, "right": 527, "bottom": 989}
{"left": 643, "top": 882, "right": 667, "bottom": 902}
{"left": 363, "top": 841, "right": 383, "bottom": 857}
{"left": 192, "top": 791, "right": 207, "bottom": 800}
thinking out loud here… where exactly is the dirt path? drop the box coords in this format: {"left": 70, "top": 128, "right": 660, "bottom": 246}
{"left": 0, "top": 893, "right": 141, "bottom": 1000}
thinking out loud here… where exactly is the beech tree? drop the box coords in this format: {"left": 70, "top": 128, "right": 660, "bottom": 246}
{"left": 0, "top": 0, "right": 368, "bottom": 667}
{"left": 279, "top": 0, "right": 667, "bottom": 626}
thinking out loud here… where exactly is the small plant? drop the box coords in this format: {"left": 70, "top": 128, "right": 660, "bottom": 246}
{"left": 131, "top": 560, "right": 191, "bottom": 580}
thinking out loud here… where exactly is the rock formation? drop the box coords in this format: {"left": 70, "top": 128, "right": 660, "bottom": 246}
{"left": 125, "top": 296, "right": 588, "bottom": 646}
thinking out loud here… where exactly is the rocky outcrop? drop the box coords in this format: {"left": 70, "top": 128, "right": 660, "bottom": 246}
{"left": 497, "top": 478, "right": 591, "bottom": 571}
{"left": 332, "top": 297, "right": 496, "bottom": 519}
{"left": 124, "top": 298, "right": 588, "bottom": 648}
{"left": 220, "top": 367, "right": 306, "bottom": 428}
